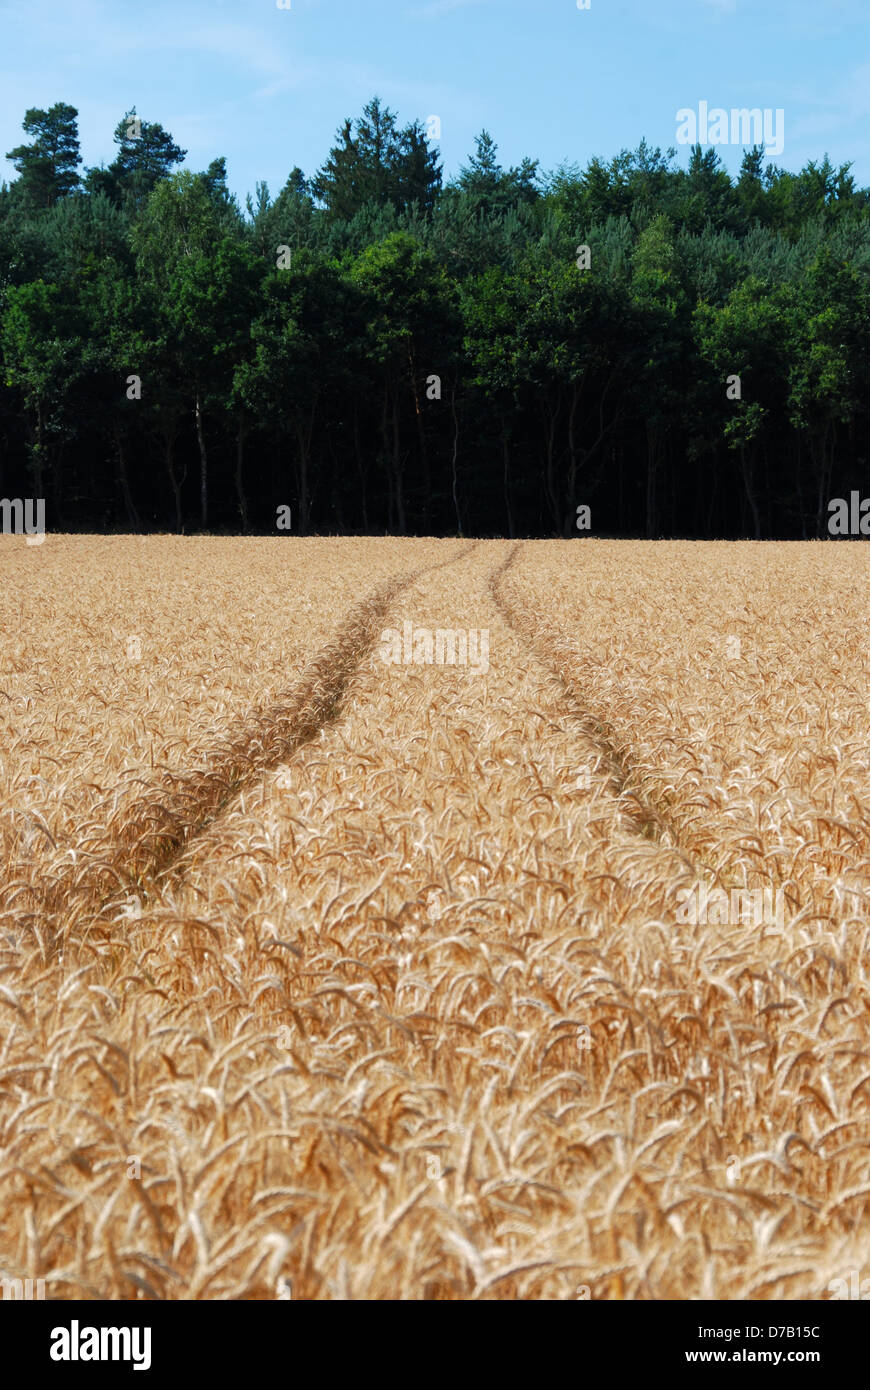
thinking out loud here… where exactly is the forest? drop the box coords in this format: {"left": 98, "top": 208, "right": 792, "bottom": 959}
{"left": 1, "top": 97, "right": 869, "bottom": 538}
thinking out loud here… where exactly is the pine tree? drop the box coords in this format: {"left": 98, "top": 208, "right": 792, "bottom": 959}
{"left": 394, "top": 119, "right": 442, "bottom": 215}
{"left": 85, "top": 109, "right": 186, "bottom": 211}
{"left": 453, "top": 131, "right": 539, "bottom": 215}
{"left": 312, "top": 98, "right": 440, "bottom": 220}
{"left": 6, "top": 103, "right": 82, "bottom": 208}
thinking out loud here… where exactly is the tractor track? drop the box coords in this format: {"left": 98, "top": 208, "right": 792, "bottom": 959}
{"left": 26, "top": 542, "right": 477, "bottom": 956}
{"left": 489, "top": 543, "right": 867, "bottom": 921}
{"left": 489, "top": 541, "right": 712, "bottom": 886}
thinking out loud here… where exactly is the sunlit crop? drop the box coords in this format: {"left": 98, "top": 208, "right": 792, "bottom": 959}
{"left": 1, "top": 537, "right": 867, "bottom": 1301}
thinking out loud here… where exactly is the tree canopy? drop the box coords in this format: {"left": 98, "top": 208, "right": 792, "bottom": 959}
{"left": 1, "top": 97, "right": 869, "bottom": 538}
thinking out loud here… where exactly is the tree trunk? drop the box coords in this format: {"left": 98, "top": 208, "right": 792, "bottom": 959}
{"left": 409, "top": 347, "right": 430, "bottom": 528}
{"left": 794, "top": 432, "right": 807, "bottom": 539}
{"left": 294, "top": 400, "right": 316, "bottom": 535}
{"left": 235, "top": 416, "right": 248, "bottom": 531}
{"left": 646, "top": 422, "right": 659, "bottom": 538}
{"left": 195, "top": 389, "right": 208, "bottom": 530}
{"left": 706, "top": 446, "right": 719, "bottom": 537}
{"left": 450, "top": 380, "right": 461, "bottom": 536}
{"left": 381, "top": 381, "right": 394, "bottom": 531}
{"left": 115, "top": 424, "right": 141, "bottom": 530}
{"left": 33, "top": 403, "right": 45, "bottom": 498}
{"left": 166, "top": 436, "right": 184, "bottom": 534}
{"left": 327, "top": 434, "right": 344, "bottom": 531}
{"left": 353, "top": 402, "right": 369, "bottom": 532}
{"left": 739, "top": 445, "right": 762, "bottom": 539}
{"left": 811, "top": 429, "right": 833, "bottom": 539}
{"left": 542, "top": 394, "right": 561, "bottom": 534}
{"left": 502, "top": 426, "right": 514, "bottom": 540}
{"left": 294, "top": 432, "right": 309, "bottom": 536}
{"left": 392, "top": 392, "right": 405, "bottom": 534}
{"left": 565, "top": 387, "right": 579, "bottom": 538}
{"left": 817, "top": 424, "right": 834, "bottom": 539}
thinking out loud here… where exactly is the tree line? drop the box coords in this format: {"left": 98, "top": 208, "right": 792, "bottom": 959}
{"left": 2, "top": 97, "right": 869, "bottom": 538}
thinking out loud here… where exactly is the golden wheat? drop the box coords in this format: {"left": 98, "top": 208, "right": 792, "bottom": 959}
{"left": 0, "top": 536, "right": 867, "bottom": 1300}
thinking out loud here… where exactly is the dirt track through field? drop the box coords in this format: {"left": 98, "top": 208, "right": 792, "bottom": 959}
{"left": 27, "top": 543, "right": 474, "bottom": 954}
{"left": 489, "top": 543, "right": 802, "bottom": 916}
{"left": 490, "top": 542, "right": 702, "bottom": 869}
{"left": 497, "top": 542, "right": 870, "bottom": 925}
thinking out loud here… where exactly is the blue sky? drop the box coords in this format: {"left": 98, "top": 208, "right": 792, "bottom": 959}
{"left": 2, "top": 0, "right": 869, "bottom": 204}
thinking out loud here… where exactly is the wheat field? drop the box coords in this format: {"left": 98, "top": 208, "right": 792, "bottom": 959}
{"left": 1, "top": 535, "right": 868, "bottom": 1300}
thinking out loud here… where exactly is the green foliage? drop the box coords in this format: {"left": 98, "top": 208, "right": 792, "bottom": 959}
{"left": 312, "top": 98, "right": 441, "bottom": 222}
{"left": 5, "top": 104, "right": 82, "bottom": 209}
{"left": 2, "top": 93, "right": 870, "bottom": 538}
{"left": 84, "top": 110, "right": 186, "bottom": 211}
{"left": 1, "top": 277, "right": 86, "bottom": 488}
